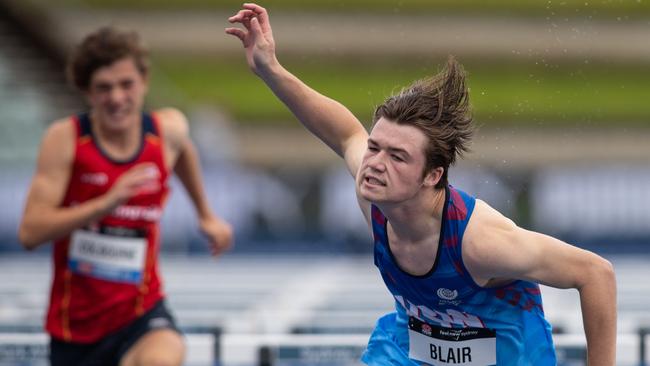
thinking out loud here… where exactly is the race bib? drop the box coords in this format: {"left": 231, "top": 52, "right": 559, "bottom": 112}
{"left": 408, "top": 317, "right": 496, "bottom": 366}
{"left": 68, "top": 227, "right": 147, "bottom": 284}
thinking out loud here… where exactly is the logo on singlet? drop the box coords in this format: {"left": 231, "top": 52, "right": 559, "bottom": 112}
{"left": 421, "top": 323, "right": 433, "bottom": 336}
{"left": 80, "top": 172, "right": 108, "bottom": 186}
{"left": 437, "top": 288, "right": 459, "bottom": 301}
{"left": 112, "top": 205, "right": 162, "bottom": 222}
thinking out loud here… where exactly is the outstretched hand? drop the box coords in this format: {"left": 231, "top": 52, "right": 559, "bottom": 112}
{"left": 225, "top": 3, "right": 277, "bottom": 76}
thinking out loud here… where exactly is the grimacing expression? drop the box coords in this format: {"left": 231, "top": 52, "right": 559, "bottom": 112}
{"left": 357, "top": 117, "right": 438, "bottom": 204}
{"left": 85, "top": 57, "right": 148, "bottom": 131}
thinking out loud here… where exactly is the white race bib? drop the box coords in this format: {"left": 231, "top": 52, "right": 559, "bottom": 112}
{"left": 408, "top": 317, "right": 496, "bottom": 366}
{"left": 68, "top": 228, "right": 147, "bottom": 284}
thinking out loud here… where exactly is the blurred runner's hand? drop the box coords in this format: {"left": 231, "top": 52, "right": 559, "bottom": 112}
{"left": 200, "top": 214, "right": 233, "bottom": 257}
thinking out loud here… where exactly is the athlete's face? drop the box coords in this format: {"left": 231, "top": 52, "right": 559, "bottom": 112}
{"left": 85, "top": 57, "right": 148, "bottom": 131}
{"left": 357, "top": 118, "right": 439, "bottom": 204}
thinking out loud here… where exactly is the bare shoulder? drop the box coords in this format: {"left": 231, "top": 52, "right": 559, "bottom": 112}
{"left": 467, "top": 199, "right": 515, "bottom": 232}
{"left": 45, "top": 117, "right": 75, "bottom": 140}
{"left": 154, "top": 107, "right": 187, "bottom": 121}
{"left": 462, "top": 199, "right": 521, "bottom": 281}
{"left": 39, "top": 117, "right": 76, "bottom": 164}
{"left": 465, "top": 199, "right": 516, "bottom": 244}
{"left": 154, "top": 107, "right": 189, "bottom": 134}
{"left": 153, "top": 107, "right": 190, "bottom": 149}
{"left": 22, "top": 118, "right": 76, "bottom": 219}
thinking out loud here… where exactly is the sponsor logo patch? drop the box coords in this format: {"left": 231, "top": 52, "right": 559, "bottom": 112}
{"left": 80, "top": 172, "right": 108, "bottom": 186}
{"left": 437, "top": 288, "right": 459, "bottom": 301}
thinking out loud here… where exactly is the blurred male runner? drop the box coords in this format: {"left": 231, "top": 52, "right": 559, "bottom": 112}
{"left": 19, "top": 27, "right": 233, "bottom": 366}
{"left": 226, "top": 4, "right": 616, "bottom": 365}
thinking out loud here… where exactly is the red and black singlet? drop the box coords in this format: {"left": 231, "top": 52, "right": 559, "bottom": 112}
{"left": 46, "top": 112, "right": 170, "bottom": 343}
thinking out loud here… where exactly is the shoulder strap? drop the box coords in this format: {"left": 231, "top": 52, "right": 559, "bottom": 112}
{"left": 371, "top": 204, "right": 388, "bottom": 244}
{"left": 76, "top": 112, "right": 92, "bottom": 138}
{"left": 143, "top": 112, "right": 161, "bottom": 137}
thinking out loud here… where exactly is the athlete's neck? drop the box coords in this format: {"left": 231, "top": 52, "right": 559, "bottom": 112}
{"left": 90, "top": 112, "right": 142, "bottom": 158}
{"left": 380, "top": 187, "right": 446, "bottom": 244}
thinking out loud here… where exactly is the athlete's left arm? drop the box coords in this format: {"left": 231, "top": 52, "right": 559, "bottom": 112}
{"left": 157, "top": 108, "right": 233, "bottom": 256}
{"left": 463, "top": 199, "right": 616, "bottom": 366}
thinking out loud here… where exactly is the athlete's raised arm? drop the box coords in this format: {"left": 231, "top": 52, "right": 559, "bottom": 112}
{"left": 18, "top": 119, "right": 159, "bottom": 249}
{"left": 226, "top": 3, "right": 368, "bottom": 178}
{"left": 463, "top": 200, "right": 617, "bottom": 366}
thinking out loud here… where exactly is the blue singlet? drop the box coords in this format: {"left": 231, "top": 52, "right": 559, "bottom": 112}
{"left": 361, "top": 186, "right": 556, "bottom": 366}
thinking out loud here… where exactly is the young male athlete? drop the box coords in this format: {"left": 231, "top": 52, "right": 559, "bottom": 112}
{"left": 226, "top": 4, "right": 616, "bottom": 365}
{"left": 18, "top": 27, "right": 233, "bottom": 366}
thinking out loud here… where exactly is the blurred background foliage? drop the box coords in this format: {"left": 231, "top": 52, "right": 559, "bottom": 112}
{"left": 50, "top": 0, "right": 650, "bottom": 19}
{"left": 150, "top": 56, "right": 650, "bottom": 126}
{"left": 19, "top": 0, "right": 649, "bottom": 128}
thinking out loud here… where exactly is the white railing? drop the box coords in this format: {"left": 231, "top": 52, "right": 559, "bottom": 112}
{"left": 0, "top": 332, "right": 644, "bottom": 366}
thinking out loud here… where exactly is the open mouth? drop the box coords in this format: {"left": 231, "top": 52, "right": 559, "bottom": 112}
{"left": 364, "top": 176, "right": 386, "bottom": 186}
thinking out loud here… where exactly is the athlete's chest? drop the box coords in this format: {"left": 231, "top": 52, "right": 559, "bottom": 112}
{"left": 66, "top": 141, "right": 168, "bottom": 207}
{"left": 388, "top": 234, "right": 441, "bottom": 276}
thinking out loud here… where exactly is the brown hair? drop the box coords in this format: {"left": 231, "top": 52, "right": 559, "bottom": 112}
{"left": 373, "top": 56, "right": 475, "bottom": 189}
{"left": 66, "top": 26, "right": 149, "bottom": 91}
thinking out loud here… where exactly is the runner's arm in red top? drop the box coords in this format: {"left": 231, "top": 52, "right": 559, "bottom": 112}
{"left": 157, "top": 108, "right": 233, "bottom": 256}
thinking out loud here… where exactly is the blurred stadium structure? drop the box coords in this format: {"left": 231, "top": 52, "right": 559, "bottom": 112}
{"left": 0, "top": 0, "right": 649, "bottom": 365}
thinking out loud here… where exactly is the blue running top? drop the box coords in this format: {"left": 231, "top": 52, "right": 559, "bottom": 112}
{"left": 362, "top": 186, "right": 556, "bottom": 366}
